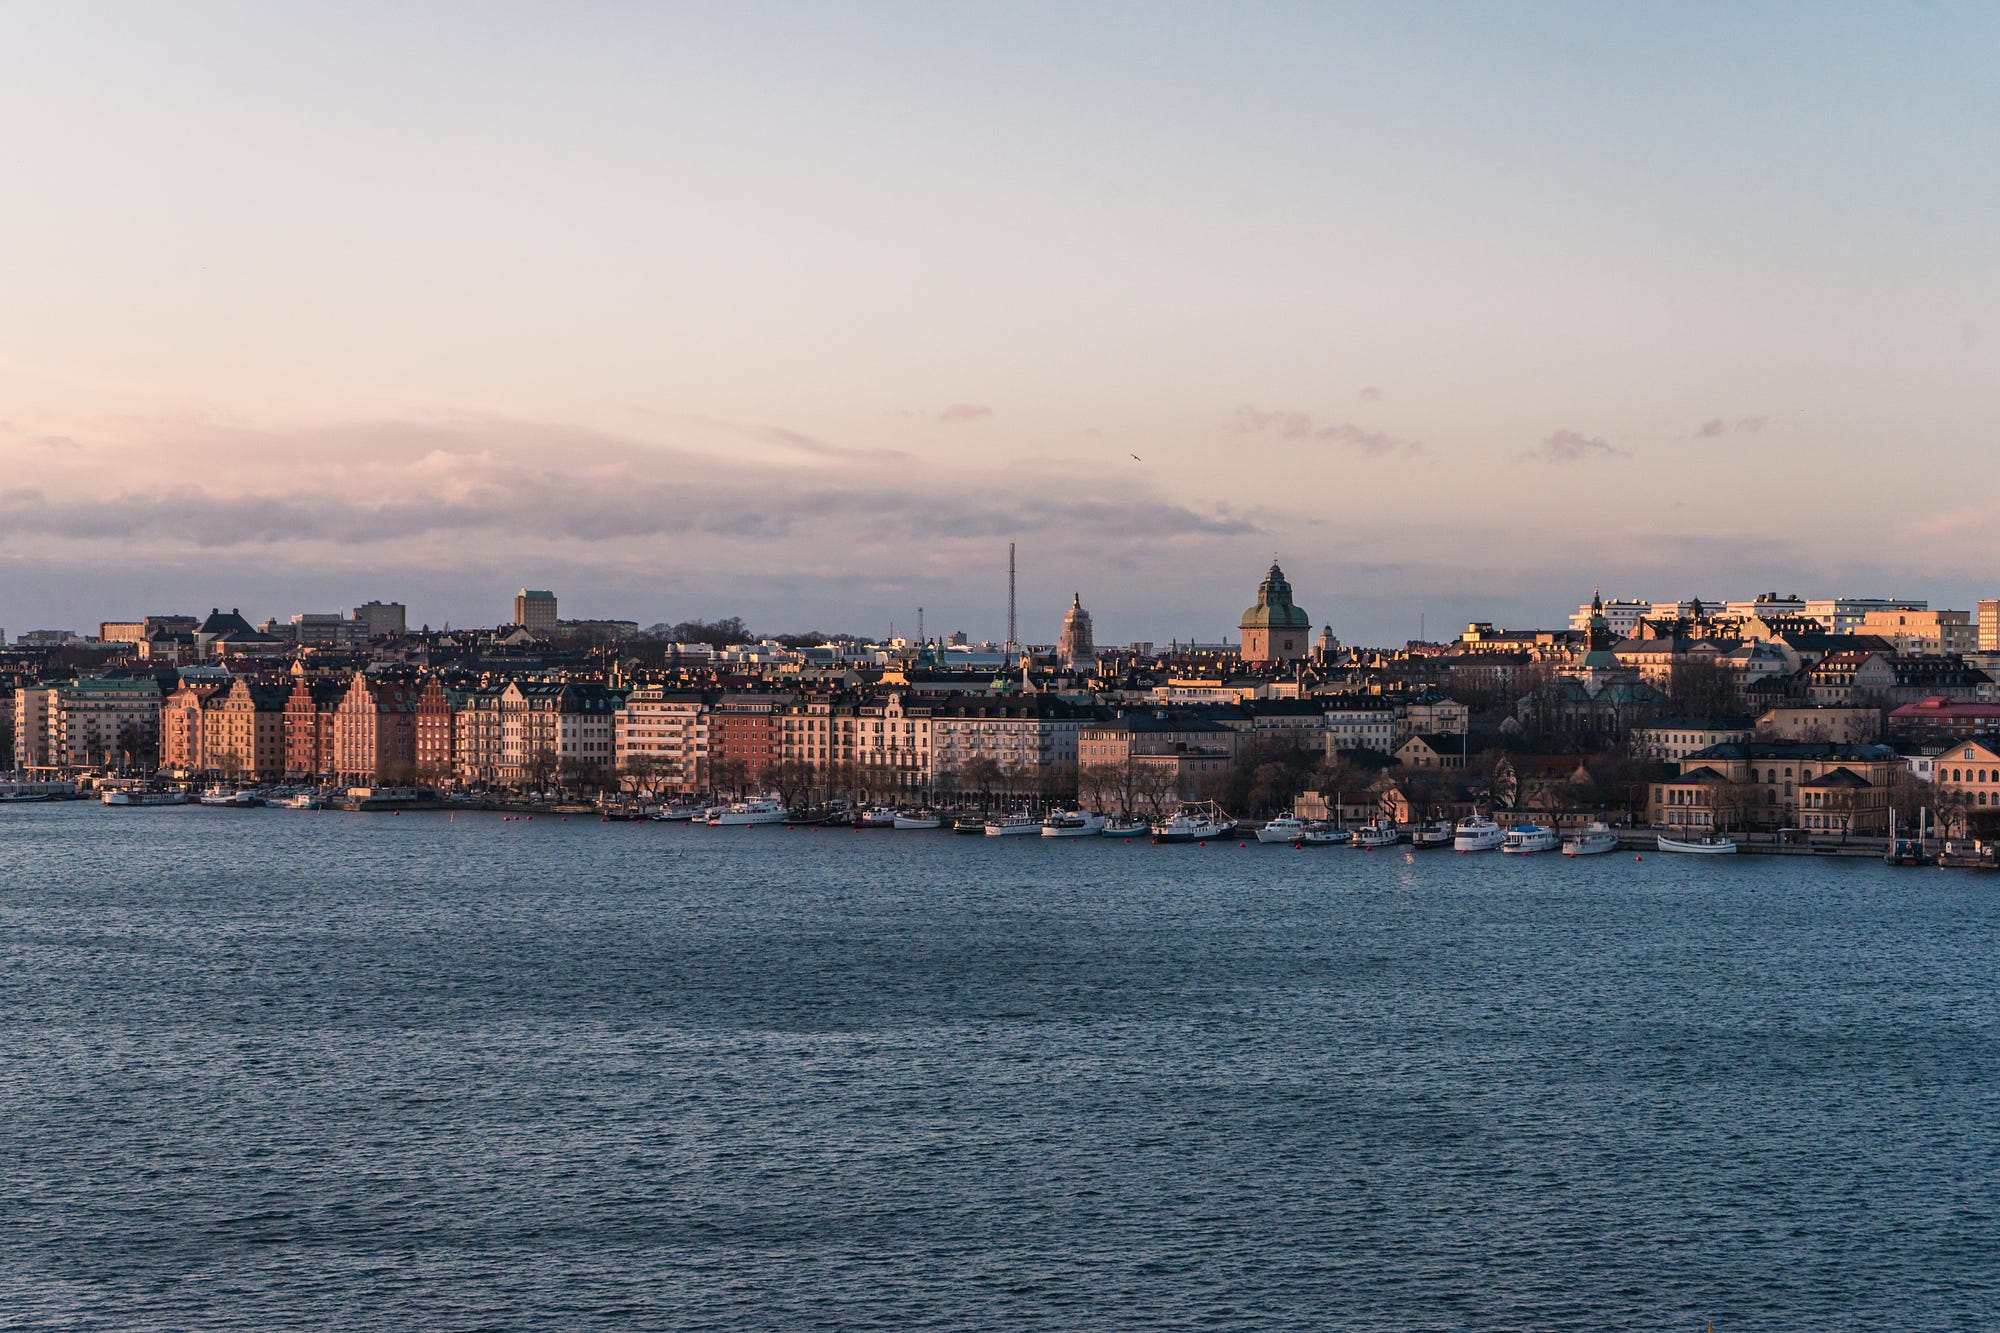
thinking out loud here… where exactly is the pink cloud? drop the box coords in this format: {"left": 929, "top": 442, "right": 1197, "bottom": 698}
{"left": 1234, "top": 405, "right": 1422, "bottom": 455}
{"left": 937, "top": 403, "right": 993, "bottom": 424}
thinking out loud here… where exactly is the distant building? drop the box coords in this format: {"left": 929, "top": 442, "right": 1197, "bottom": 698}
{"left": 291, "top": 612, "right": 352, "bottom": 647}
{"left": 1856, "top": 608, "right": 1974, "bottom": 656}
{"left": 1981, "top": 599, "right": 1999, "bottom": 653}
{"left": 1568, "top": 597, "right": 1652, "bottom": 638}
{"left": 1056, "top": 593, "right": 1096, "bottom": 669}
{"left": 514, "top": 589, "right": 558, "bottom": 634}
{"left": 1238, "top": 562, "right": 1311, "bottom": 663}
{"left": 352, "top": 601, "right": 407, "bottom": 639}
{"left": 99, "top": 622, "right": 147, "bottom": 644}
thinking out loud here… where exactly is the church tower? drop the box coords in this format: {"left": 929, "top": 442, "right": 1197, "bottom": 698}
{"left": 1056, "top": 593, "right": 1096, "bottom": 670}
{"left": 1239, "top": 561, "right": 1312, "bottom": 663}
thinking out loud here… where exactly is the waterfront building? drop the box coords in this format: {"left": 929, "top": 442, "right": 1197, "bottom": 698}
{"left": 706, "top": 696, "right": 784, "bottom": 793}
{"left": 454, "top": 686, "right": 508, "bottom": 786}
{"left": 1932, "top": 737, "right": 2000, "bottom": 821}
{"left": 1650, "top": 741, "right": 1900, "bottom": 833}
{"left": 851, "top": 691, "right": 934, "bottom": 795}
{"left": 205, "top": 680, "right": 291, "bottom": 781}
{"left": 413, "top": 678, "right": 464, "bottom": 785}
{"left": 329, "top": 673, "right": 420, "bottom": 785}
{"left": 12, "top": 677, "right": 162, "bottom": 774}
{"left": 513, "top": 590, "right": 558, "bottom": 635}
{"left": 1238, "top": 562, "right": 1312, "bottom": 664}
{"left": 161, "top": 680, "right": 224, "bottom": 773}
{"left": 614, "top": 686, "right": 710, "bottom": 794}
{"left": 283, "top": 678, "right": 347, "bottom": 779}
{"left": 930, "top": 696, "right": 1086, "bottom": 800}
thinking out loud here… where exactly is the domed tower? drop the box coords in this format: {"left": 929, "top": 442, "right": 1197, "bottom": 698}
{"left": 1240, "top": 561, "right": 1312, "bottom": 662}
{"left": 1056, "top": 593, "right": 1096, "bottom": 669}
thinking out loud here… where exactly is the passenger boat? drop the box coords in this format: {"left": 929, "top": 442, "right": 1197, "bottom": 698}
{"left": 102, "top": 789, "right": 185, "bottom": 807}
{"left": 1453, "top": 816, "right": 1506, "bottom": 852}
{"left": 985, "top": 810, "right": 1043, "bottom": 837}
{"left": 1256, "top": 815, "right": 1307, "bottom": 844}
{"left": 1409, "top": 820, "right": 1454, "bottom": 849}
{"left": 1561, "top": 822, "right": 1620, "bottom": 857}
{"left": 1654, "top": 832, "right": 1738, "bottom": 855}
{"left": 851, "top": 807, "right": 898, "bottom": 829}
{"left": 1298, "top": 823, "right": 1353, "bottom": 847}
{"left": 278, "top": 793, "right": 325, "bottom": 811}
{"left": 893, "top": 810, "right": 944, "bottom": 830}
{"left": 1151, "top": 802, "right": 1237, "bottom": 843}
{"left": 709, "top": 799, "right": 788, "bottom": 826}
{"left": 198, "top": 788, "right": 264, "bottom": 808}
{"left": 653, "top": 802, "right": 703, "bottom": 822}
{"left": 951, "top": 815, "right": 989, "bottom": 835}
{"left": 1100, "top": 816, "right": 1150, "bottom": 839}
{"left": 1352, "top": 820, "right": 1400, "bottom": 850}
{"left": 1041, "top": 810, "right": 1108, "bottom": 837}
{"left": 1500, "top": 823, "right": 1559, "bottom": 854}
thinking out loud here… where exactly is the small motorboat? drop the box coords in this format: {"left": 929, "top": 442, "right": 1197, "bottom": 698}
{"left": 1409, "top": 820, "right": 1454, "bottom": 849}
{"left": 893, "top": 810, "right": 943, "bottom": 830}
{"left": 1041, "top": 811, "right": 1108, "bottom": 837}
{"left": 1352, "top": 821, "right": 1400, "bottom": 850}
{"left": 851, "top": 807, "right": 898, "bottom": 829}
{"left": 1151, "top": 802, "right": 1237, "bottom": 843}
{"left": 1256, "top": 815, "right": 1307, "bottom": 844}
{"left": 1561, "top": 822, "right": 1620, "bottom": 856}
{"left": 1655, "top": 832, "right": 1738, "bottom": 855}
{"left": 1100, "top": 817, "right": 1150, "bottom": 839}
{"left": 198, "top": 788, "right": 264, "bottom": 808}
{"left": 1298, "top": 823, "right": 1353, "bottom": 847}
{"left": 1500, "top": 823, "right": 1559, "bottom": 855}
{"left": 951, "top": 816, "right": 989, "bottom": 835}
{"left": 1453, "top": 816, "right": 1506, "bottom": 852}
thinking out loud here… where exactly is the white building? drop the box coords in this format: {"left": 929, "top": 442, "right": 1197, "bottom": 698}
{"left": 1323, "top": 705, "right": 1399, "bottom": 755}
{"left": 614, "top": 687, "right": 709, "bottom": 793}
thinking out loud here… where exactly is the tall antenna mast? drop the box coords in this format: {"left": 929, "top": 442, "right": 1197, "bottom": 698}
{"left": 917, "top": 606, "right": 924, "bottom": 644}
{"left": 1007, "top": 542, "right": 1017, "bottom": 650}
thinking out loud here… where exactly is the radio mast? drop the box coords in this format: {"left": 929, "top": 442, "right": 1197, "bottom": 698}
{"left": 1007, "top": 543, "right": 1018, "bottom": 653}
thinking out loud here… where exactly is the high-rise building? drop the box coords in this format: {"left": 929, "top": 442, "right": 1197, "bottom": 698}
{"left": 1979, "top": 600, "right": 1998, "bottom": 653}
{"left": 352, "top": 600, "right": 407, "bottom": 639}
{"left": 514, "top": 589, "right": 558, "bottom": 634}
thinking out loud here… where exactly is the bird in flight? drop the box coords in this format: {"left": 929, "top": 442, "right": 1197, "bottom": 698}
{"left": 1130, "top": 453, "right": 1143, "bottom": 461}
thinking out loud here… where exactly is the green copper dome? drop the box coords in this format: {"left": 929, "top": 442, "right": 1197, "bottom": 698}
{"left": 1240, "top": 562, "right": 1311, "bottom": 631}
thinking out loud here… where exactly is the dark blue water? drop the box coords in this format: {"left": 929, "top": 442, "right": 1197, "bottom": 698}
{"left": 3, "top": 804, "right": 1996, "bottom": 1330}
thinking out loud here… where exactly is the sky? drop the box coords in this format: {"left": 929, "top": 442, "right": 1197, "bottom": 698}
{"left": 3, "top": 1, "right": 1996, "bottom": 647}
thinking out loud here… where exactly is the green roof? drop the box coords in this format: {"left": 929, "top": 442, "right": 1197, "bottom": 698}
{"left": 1240, "top": 562, "right": 1311, "bottom": 631}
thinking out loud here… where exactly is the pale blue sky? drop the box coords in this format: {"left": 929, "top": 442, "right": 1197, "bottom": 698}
{"left": 2, "top": 3, "right": 1995, "bottom": 643}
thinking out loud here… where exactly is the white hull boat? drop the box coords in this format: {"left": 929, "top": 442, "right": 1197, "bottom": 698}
{"left": 710, "top": 800, "right": 788, "bottom": 826}
{"left": 1256, "top": 816, "right": 1307, "bottom": 844}
{"left": 1152, "top": 802, "right": 1237, "bottom": 843}
{"left": 1410, "top": 821, "right": 1454, "bottom": 849}
{"left": 1299, "top": 824, "right": 1353, "bottom": 847}
{"left": 102, "top": 790, "right": 185, "bottom": 807}
{"left": 1352, "top": 822, "right": 1400, "bottom": 850}
{"left": 1453, "top": 817, "right": 1506, "bottom": 852}
{"left": 985, "top": 812, "right": 1043, "bottom": 836}
{"left": 1041, "top": 811, "right": 1108, "bottom": 837}
{"left": 1562, "top": 823, "right": 1620, "bottom": 856}
{"left": 893, "top": 811, "right": 943, "bottom": 830}
{"left": 1656, "top": 833, "right": 1738, "bottom": 855}
{"left": 1500, "top": 824, "right": 1559, "bottom": 854}
{"left": 198, "top": 789, "right": 263, "bottom": 808}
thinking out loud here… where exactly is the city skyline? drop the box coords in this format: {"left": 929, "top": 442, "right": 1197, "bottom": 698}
{"left": 5, "top": 4, "right": 1997, "bottom": 643}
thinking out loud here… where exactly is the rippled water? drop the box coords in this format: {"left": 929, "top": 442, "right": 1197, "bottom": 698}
{"left": 3, "top": 804, "right": 1997, "bottom": 1329}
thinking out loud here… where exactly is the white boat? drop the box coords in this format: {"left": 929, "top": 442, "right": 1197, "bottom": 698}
{"left": 1656, "top": 832, "right": 1738, "bottom": 855}
{"left": 1041, "top": 810, "right": 1108, "bottom": 838}
{"left": 1151, "top": 802, "right": 1237, "bottom": 843}
{"left": 1101, "top": 817, "right": 1150, "bottom": 838}
{"left": 984, "top": 810, "right": 1043, "bottom": 837}
{"left": 1561, "top": 822, "right": 1620, "bottom": 856}
{"left": 709, "top": 799, "right": 788, "bottom": 826}
{"left": 652, "top": 802, "right": 703, "bottom": 822}
{"left": 102, "top": 789, "right": 185, "bottom": 807}
{"left": 1409, "top": 820, "right": 1454, "bottom": 849}
{"left": 1353, "top": 820, "right": 1400, "bottom": 850}
{"left": 851, "top": 807, "right": 898, "bottom": 829}
{"left": 1500, "top": 824, "right": 1559, "bottom": 854}
{"left": 277, "top": 793, "right": 325, "bottom": 811}
{"left": 1453, "top": 816, "right": 1506, "bottom": 852}
{"left": 1299, "top": 823, "right": 1353, "bottom": 847}
{"left": 198, "top": 788, "right": 263, "bottom": 808}
{"left": 1256, "top": 815, "right": 1308, "bottom": 844}
{"left": 893, "top": 810, "right": 943, "bottom": 830}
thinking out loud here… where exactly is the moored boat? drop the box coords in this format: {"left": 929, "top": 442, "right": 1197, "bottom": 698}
{"left": 1298, "top": 823, "right": 1353, "bottom": 847}
{"left": 1041, "top": 810, "right": 1108, "bottom": 837}
{"left": 1453, "top": 816, "right": 1506, "bottom": 852}
{"left": 951, "top": 815, "right": 989, "bottom": 835}
{"left": 652, "top": 802, "right": 704, "bottom": 822}
{"left": 1500, "top": 823, "right": 1558, "bottom": 854}
{"left": 198, "top": 787, "right": 264, "bottom": 808}
{"left": 710, "top": 799, "right": 788, "bottom": 826}
{"left": 984, "top": 810, "right": 1042, "bottom": 837}
{"left": 851, "top": 807, "right": 898, "bottom": 829}
{"left": 1151, "top": 801, "right": 1237, "bottom": 843}
{"left": 1352, "top": 820, "right": 1400, "bottom": 850}
{"left": 103, "top": 789, "right": 186, "bottom": 807}
{"left": 1409, "top": 820, "right": 1454, "bottom": 849}
{"left": 893, "top": 810, "right": 944, "bottom": 830}
{"left": 1256, "top": 815, "right": 1307, "bottom": 844}
{"left": 1561, "top": 822, "right": 1620, "bottom": 856}
{"left": 1100, "top": 816, "right": 1150, "bottom": 839}
{"left": 1655, "top": 832, "right": 1738, "bottom": 855}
